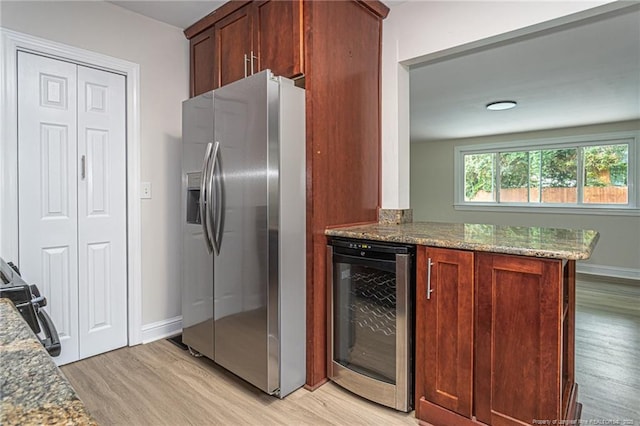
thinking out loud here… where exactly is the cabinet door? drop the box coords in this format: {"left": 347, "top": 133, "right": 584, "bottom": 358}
{"left": 215, "top": 4, "right": 253, "bottom": 88}
{"left": 416, "top": 246, "right": 474, "bottom": 421}
{"left": 190, "top": 26, "right": 217, "bottom": 96}
{"left": 475, "top": 253, "right": 562, "bottom": 425}
{"left": 253, "top": 0, "right": 303, "bottom": 78}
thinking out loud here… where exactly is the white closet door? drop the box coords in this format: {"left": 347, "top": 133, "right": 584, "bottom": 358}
{"left": 77, "top": 65, "right": 127, "bottom": 359}
{"left": 17, "top": 52, "right": 80, "bottom": 365}
{"left": 18, "top": 52, "right": 128, "bottom": 365}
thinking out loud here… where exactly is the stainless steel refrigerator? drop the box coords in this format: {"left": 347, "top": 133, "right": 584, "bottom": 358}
{"left": 181, "top": 70, "right": 305, "bottom": 397}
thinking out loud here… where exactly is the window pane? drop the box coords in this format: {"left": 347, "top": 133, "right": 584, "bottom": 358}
{"left": 583, "top": 144, "right": 628, "bottom": 204}
{"left": 499, "top": 151, "right": 529, "bottom": 202}
{"left": 540, "top": 148, "right": 577, "bottom": 203}
{"left": 529, "top": 151, "right": 541, "bottom": 203}
{"left": 464, "top": 153, "right": 495, "bottom": 202}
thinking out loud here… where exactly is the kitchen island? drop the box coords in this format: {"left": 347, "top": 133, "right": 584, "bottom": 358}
{"left": 0, "top": 298, "right": 96, "bottom": 426}
{"left": 326, "top": 221, "right": 599, "bottom": 426}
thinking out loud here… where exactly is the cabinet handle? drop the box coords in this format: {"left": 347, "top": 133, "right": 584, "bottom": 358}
{"left": 427, "top": 258, "right": 434, "bottom": 299}
{"left": 81, "top": 155, "right": 86, "bottom": 180}
{"left": 244, "top": 53, "right": 250, "bottom": 78}
{"left": 250, "top": 51, "right": 257, "bottom": 75}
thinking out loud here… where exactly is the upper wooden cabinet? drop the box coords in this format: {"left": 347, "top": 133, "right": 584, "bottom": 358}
{"left": 186, "top": 0, "right": 303, "bottom": 96}
{"left": 253, "top": 0, "right": 303, "bottom": 78}
{"left": 189, "top": 26, "right": 216, "bottom": 97}
{"left": 215, "top": 4, "right": 253, "bottom": 88}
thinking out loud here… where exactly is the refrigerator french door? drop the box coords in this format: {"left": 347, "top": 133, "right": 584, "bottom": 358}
{"left": 181, "top": 70, "right": 306, "bottom": 398}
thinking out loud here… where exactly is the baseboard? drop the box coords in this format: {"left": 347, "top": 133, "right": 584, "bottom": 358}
{"left": 576, "top": 263, "right": 640, "bottom": 281}
{"left": 141, "top": 316, "right": 182, "bottom": 344}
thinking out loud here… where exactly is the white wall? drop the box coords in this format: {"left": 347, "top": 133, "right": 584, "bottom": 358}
{"left": 381, "top": 0, "right": 617, "bottom": 209}
{"left": 1, "top": 1, "right": 188, "bottom": 327}
{"left": 411, "top": 121, "right": 640, "bottom": 277}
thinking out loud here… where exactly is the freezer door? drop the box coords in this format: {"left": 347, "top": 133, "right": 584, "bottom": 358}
{"left": 181, "top": 92, "right": 215, "bottom": 360}
{"left": 212, "top": 71, "right": 279, "bottom": 394}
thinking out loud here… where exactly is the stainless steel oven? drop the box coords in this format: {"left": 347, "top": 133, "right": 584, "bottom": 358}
{"left": 327, "top": 238, "right": 414, "bottom": 412}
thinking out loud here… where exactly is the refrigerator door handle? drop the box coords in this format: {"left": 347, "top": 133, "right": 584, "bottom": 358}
{"left": 208, "top": 141, "right": 221, "bottom": 255}
{"left": 200, "top": 142, "right": 214, "bottom": 254}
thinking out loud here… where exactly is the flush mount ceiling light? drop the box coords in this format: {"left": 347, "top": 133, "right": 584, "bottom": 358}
{"left": 486, "top": 100, "right": 517, "bottom": 111}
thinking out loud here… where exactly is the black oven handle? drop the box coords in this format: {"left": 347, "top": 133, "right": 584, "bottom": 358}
{"left": 37, "top": 309, "right": 61, "bottom": 357}
{"left": 333, "top": 253, "right": 397, "bottom": 273}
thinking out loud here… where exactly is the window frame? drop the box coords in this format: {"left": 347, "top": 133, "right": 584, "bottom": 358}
{"left": 453, "top": 131, "right": 640, "bottom": 216}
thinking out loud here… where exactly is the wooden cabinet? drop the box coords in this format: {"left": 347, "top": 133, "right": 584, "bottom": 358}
{"left": 416, "top": 247, "right": 474, "bottom": 421}
{"left": 185, "top": 0, "right": 389, "bottom": 388}
{"left": 305, "top": 0, "right": 386, "bottom": 387}
{"left": 475, "top": 253, "right": 576, "bottom": 425}
{"left": 415, "top": 250, "right": 579, "bottom": 426}
{"left": 186, "top": 0, "right": 304, "bottom": 96}
{"left": 253, "top": 0, "right": 303, "bottom": 78}
{"left": 190, "top": 26, "right": 216, "bottom": 96}
{"left": 215, "top": 4, "right": 253, "bottom": 88}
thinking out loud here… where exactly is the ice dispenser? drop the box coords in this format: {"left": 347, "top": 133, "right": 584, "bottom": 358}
{"left": 186, "top": 172, "right": 201, "bottom": 224}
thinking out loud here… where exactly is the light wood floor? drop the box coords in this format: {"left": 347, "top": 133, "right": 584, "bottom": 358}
{"left": 61, "top": 277, "right": 640, "bottom": 426}
{"left": 574, "top": 276, "right": 640, "bottom": 422}
{"left": 61, "top": 339, "right": 415, "bottom": 425}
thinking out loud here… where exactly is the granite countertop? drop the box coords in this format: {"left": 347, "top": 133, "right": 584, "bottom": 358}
{"left": 0, "top": 298, "right": 97, "bottom": 426}
{"left": 326, "top": 221, "right": 599, "bottom": 260}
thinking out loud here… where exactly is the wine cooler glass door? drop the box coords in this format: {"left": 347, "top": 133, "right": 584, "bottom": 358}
{"left": 332, "top": 255, "right": 397, "bottom": 384}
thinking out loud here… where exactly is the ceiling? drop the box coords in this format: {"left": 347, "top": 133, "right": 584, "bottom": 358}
{"left": 410, "top": 6, "right": 640, "bottom": 142}
{"left": 108, "top": 1, "right": 226, "bottom": 29}
{"left": 108, "top": 0, "right": 400, "bottom": 29}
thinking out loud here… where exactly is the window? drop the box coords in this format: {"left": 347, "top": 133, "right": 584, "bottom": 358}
{"left": 455, "top": 132, "right": 639, "bottom": 214}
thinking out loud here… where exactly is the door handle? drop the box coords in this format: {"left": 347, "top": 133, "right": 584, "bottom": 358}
{"left": 426, "top": 258, "right": 434, "bottom": 299}
{"left": 213, "top": 143, "right": 224, "bottom": 255}
{"left": 200, "top": 142, "right": 213, "bottom": 254}
{"left": 81, "top": 155, "right": 86, "bottom": 180}
{"left": 208, "top": 141, "right": 220, "bottom": 255}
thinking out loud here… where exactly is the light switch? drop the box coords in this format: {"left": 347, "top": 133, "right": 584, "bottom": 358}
{"left": 141, "top": 182, "right": 152, "bottom": 199}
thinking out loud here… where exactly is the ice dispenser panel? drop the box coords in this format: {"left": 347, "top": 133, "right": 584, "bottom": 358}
{"left": 186, "top": 172, "right": 201, "bottom": 224}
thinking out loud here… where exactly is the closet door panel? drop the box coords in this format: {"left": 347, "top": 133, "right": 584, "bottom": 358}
{"left": 17, "top": 51, "right": 80, "bottom": 365}
{"left": 77, "top": 65, "right": 128, "bottom": 359}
